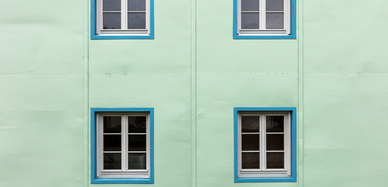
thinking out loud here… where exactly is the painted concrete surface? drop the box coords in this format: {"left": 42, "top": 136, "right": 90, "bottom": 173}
{"left": 1, "top": 0, "right": 388, "bottom": 187}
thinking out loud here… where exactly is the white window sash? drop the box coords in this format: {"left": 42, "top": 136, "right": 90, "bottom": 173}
{"left": 96, "top": 113, "right": 150, "bottom": 178}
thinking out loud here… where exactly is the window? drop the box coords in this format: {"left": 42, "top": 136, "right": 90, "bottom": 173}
{"left": 91, "top": 108, "right": 154, "bottom": 184}
{"left": 234, "top": 107, "right": 296, "bottom": 182}
{"left": 91, "top": 0, "right": 154, "bottom": 39}
{"left": 233, "top": 0, "right": 296, "bottom": 39}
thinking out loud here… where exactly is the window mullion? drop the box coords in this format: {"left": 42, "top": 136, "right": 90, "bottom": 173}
{"left": 122, "top": 116, "right": 128, "bottom": 170}
{"left": 260, "top": 115, "right": 266, "bottom": 170}
{"left": 121, "top": 0, "right": 127, "bottom": 29}
{"left": 260, "top": 0, "right": 266, "bottom": 30}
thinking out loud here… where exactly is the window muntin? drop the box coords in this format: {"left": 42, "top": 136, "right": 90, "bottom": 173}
{"left": 91, "top": 108, "right": 154, "bottom": 184}
{"left": 235, "top": 0, "right": 294, "bottom": 37}
{"left": 94, "top": 0, "right": 152, "bottom": 37}
{"left": 234, "top": 108, "right": 296, "bottom": 182}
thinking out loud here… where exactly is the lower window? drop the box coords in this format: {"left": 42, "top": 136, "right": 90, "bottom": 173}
{"left": 234, "top": 107, "right": 296, "bottom": 182}
{"left": 91, "top": 108, "right": 154, "bottom": 184}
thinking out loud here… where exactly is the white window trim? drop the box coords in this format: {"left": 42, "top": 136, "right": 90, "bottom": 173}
{"left": 96, "top": 0, "right": 150, "bottom": 36}
{"left": 96, "top": 112, "right": 151, "bottom": 179}
{"left": 237, "top": 111, "right": 291, "bottom": 178}
{"left": 237, "top": 0, "right": 291, "bottom": 36}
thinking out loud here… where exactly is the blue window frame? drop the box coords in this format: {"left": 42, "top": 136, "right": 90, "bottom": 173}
{"left": 233, "top": 0, "right": 296, "bottom": 39}
{"left": 91, "top": 0, "right": 154, "bottom": 39}
{"left": 234, "top": 107, "right": 297, "bottom": 182}
{"left": 91, "top": 108, "right": 154, "bottom": 184}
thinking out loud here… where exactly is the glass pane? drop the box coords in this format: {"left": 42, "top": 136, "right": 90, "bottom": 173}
{"left": 104, "top": 116, "right": 121, "bottom": 133}
{"left": 266, "top": 134, "right": 284, "bottom": 150}
{"left": 128, "top": 116, "right": 146, "bottom": 133}
{"left": 128, "top": 0, "right": 146, "bottom": 11}
{"left": 242, "top": 134, "right": 260, "bottom": 150}
{"left": 242, "top": 116, "right": 260, "bottom": 132}
{"left": 266, "top": 116, "right": 284, "bottom": 132}
{"left": 103, "top": 0, "right": 121, "bottom": 11}
{"left": 267, "top": 152, "right": 284, "bottom": 168}
{"left": 266, "top": 0, "right": 284, "bottom": 11}
{"left": 103, "top": 13, "right": 121, "bottom": 29}
{"left": 241, "top": 13, "right": 259, "bottom": 29}
{"left": 128, "top": 135, "right": 146, "bottom": 151}
{"left": 128, "top": 153, "right": 146, "bottom": 169}
{"left": 241, "top": 0, "right": 259, "bottom": 11}
{"left": 266, "top": 12, "right": 284, "bottom": 29}
{"left": 242, "top": 152, "right": 260, "bottom": 169}
{"left": 128, "top": 13, "right": 146, "bottom": 29}
{"left": 104, "top": 153, "right": 121, "bottom": 169}
{"left": 104, "top": 135, "right": 121, "bottom": 151}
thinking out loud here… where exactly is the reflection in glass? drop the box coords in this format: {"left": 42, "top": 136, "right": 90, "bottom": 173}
{"left": 104, "top": 135, "right": 121, "bottom": 151}
{"left": 103, "top": 13, "right": 121, "bottom": 29}
{"left": 266, "top": 12, "right": 284, "bottom": 29}
{"left": 128, "top": 153, "right": 147, "bottom": 169}
{"left": 128, "top": 0, "right": 146, "bottom": 11}
{"left": 242, "top": 116, "right": 260, "bottom": 132}
{"left": 266, "top": 0, "right": 284, "bottom": 11}
{"left": 103, "top": 0, "right": 121, "bottom": 11}
{"left": 241, "top": 0, "right": 260, "bottom": 11}
{"left": 104, "top": 153, "right": 121, "bottom": 169}
{"left": 266, "top": 116, "right": 284, "bottom": 132}
{"left": 128, "top": 135, "right": 146, "bottom": 151}
{"left": 241, "top": 13, "right": 259, "bottom": 29}
{"left": 128, "top": 116, "right": 146, "bottom": 133}
{"left": 266, "top": 134, "right": 284, "bottom": 150}
{"left": 267, "top": 152, "right": 284, "bottom": 168}
{"left": 242, "top": 152, "right": 260, "bottom": 169}
{"left": 104, "top": 116, "right": 121, "bottom": 133}
{"left": 128, "top": 13, "right": 146, "bottom": 29}
{"left": 242, "top": 134, "right": 260, "bottom": 150}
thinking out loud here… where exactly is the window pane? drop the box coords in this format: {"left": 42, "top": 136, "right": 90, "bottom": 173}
{"left": 242, "top": 116, "right": 260, "bottom": 132}
{"left": 128, "top": 153, "right": 147, "bottom": 169}
{"left": 266, "top": 12, "right": 284, "bottom": 29}
{"left": 128, "top": 13, "right": 146, "bottom": 29}
{"left": 266, "top": 134, "right": 284, "bottom": 150}
{"left": 103, "top": 13, "right": 121, "bottom": 29}
{"left": 242, "top": 134, "right": 260, "bottom": 150}
{"left": 241, "top": 13, "right": 259, "bottom": 29}
{"left": 267, "top": 152, "right": 284, "bottom": 168}
{"left": 241, "top": 0, "right": 259, "bottom": 11}
{"left": 128, "top": 0, "right": 146, "bottom": 11}
{"left": 104, "top": 153, "right": 121, "bottom": 169}
{"left": 242, "top": 152, "right": 260, "bottom": 169}
{"left": 104, "top": 116, "right": 121, "bottom": 133}
{"left": 128, "top": 135, "right": 146, "bottom": 151}
{"left": 128, "top": 116, "right": 146, "bottom": 133}
{"left": 103, "top": 0, "right": 121, "bottom": 11}
{"left": 104, "top": 135, "right": 121, "bottom": 151}
{"left": 266, "top": 116, "right": 284, "bottom": 132}
{"left": 266, "top": 0, "right": 284, "bottom": 11}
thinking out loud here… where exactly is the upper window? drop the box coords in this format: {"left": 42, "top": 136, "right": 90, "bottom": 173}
{"left": 91, "top": 108, "right": 154, "bottom": 184}
{"left": 91, "top": 0, "right": 154, "bottom": 39}
{"left": 233, "top": 0, "right": 296, "bottom": 39}
{"left": 234, "top": 107, "right": 296, "bottom": 182}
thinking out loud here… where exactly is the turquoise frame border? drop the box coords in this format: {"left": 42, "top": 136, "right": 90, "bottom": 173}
{"left": 90, "top": 0, "right": 154, "bottom": 40}
{"left": 233, "top": 107, "right": 297, "bottom": 182}
{"left": 233, "top": 0, "right": 296, "bottom": 39}
{"left": 90, "top": 108, "right": 154, "bottom": 184}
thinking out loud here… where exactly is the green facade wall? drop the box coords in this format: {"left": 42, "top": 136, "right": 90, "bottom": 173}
{"left": 1, "top": 0, "right": 388, "bottom": 187}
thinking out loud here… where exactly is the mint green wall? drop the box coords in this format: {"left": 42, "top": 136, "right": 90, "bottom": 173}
{"left": 303, "top": 1, "right": 388, "bottom": 186}
{"left": 0, "top": 0, "right": 86, "bottom": 187}
{"left": 1, "top": 0, "right": 388, "bottom": 187}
